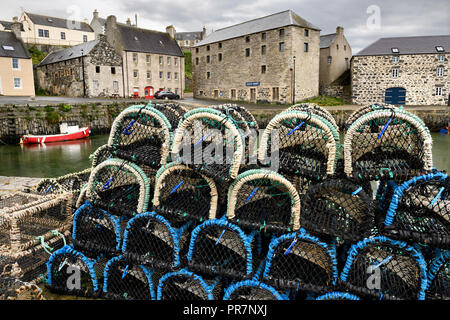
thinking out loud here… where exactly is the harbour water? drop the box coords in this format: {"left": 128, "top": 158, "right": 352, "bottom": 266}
{"left": 0, "top": 132, "right": 448, "bottom": 178}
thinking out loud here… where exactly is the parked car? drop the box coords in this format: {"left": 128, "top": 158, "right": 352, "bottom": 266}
{"left": 154, "top": 90, "right": 180, "bottom": 100}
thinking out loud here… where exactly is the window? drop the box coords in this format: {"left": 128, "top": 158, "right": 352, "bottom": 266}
{"left": 437, "top": 66, "right": 444, "bottom": 77}
{"left": 336, "top": 44, "right": 339, "bottom": 50}
{"left": 13, "top": 78, "right": 21, "bottom": 88}
{"left": 133, "top": 53, "right": 138, "bottom": 62}
{"left": 392, "top": 56, "right": 399, "bottom": 63}
{"left": 93, "top": 80, "right": 99, "bottom": 90}
{"left": 146, "top": 54, "right": 151, "bottom": 63}
{"left": 113, "top": 81, "right": 119, "bottom": 92}
{"left": 245, "top": 48, "right": 250, "bottom": 57}
{"left": 392, "top": 68, "right": 399, "bottom": 78}
{"left": 218, "top": 53, "right": 222, "bottom": 61}
{"left": 96, "top": 66, "right": 100, "bottom": 73}
{"left": 435, "top": 87, "right": 442, "bottom": 96}
{"left": 261, "top": 45, "right": 266, "bottom": 55}
{"left": 133, "top": 70, "right": 138, "bottom": 78}
{"left": 38, "top": 29, "right": 44, "bottom": 37}
{"left": 392, "top": 47, "right": 399, "bottom": 53}
{"left": 2, "top": 45, "right": 14, "bottom": 51}
{"left": 185, "top": 40, "right": 189, "bottom": 46}
{"left": 195, "top": 57, "right": 199, "bottom": 65}
{"left": 218, "top": 42, "right": 222, "bottom": 49}
{"left": 327, "top": 56, "right": 332, "bottom": 64}
{"left": 159, "top": 56, "right": 163, "bottom": 65}
{"left": 207, "top": 55, "right": 210, "bottom": 63}
{"left": 175, "top": 88, "right": 178, "bottom": 94}
{"left": 304, "top": 43, "right": 309, "bottom": 52}
{"left": 344, "top": 45, "right": 347, "bottom": 51}
{"left": 167, "top": 72, "right": 171, "bottom": 79}
{"left": 147, "top": 71, "right": 151, "bottom": 79}
{"left": 261, "top": 65, "right": 266, "bottom": 74}
{"left": 261, "top": 33, "right": 266, "bottom": 40}
{"left": 174, "top": 58, "right": 178, "bottom": 66}
{"left": 207, "top": 45, "right": 210, "bottom": 51}
{"left": 195, "top": 48, "right": 199, "bottom": 53}
{"left": 245, "top": 36, "right": 250, "bottom": 43}
{"left": 61, "top": 32, "right": 66, "bottom": 40}
{"left": 438, "top": 55, "right": 445, "bottom": 62}
{"left": 231, "top": 89, "right": 236, "bottom": 99}
{"left": 111, "top": 67, "right": 116, "bottom": 74}
{"left": 206, "top": 72, "right": 210, "bottom": 79}
{"left": 167, "top": 57, "right": 171, "bottom": 65}
{"left": 272, "top": 87, "right": 279, "bottom": 101}
{"left": 159, "top": 71, "right": 163, "bottom": 79}
{"left": 174, "top": 72, "right": 178, "bottom": 80}
{"left": 83, "top": 35, "right": 87, "bottom": 42}
{"left": 304, "top": 29, "right": 309, "bottom": 37}
{"left": 12, "top": 58, "right": 19, "bottom": 69}
{"left": 279, "top": 29, "right": 285, "bottom": 37}
{"left": 279, "top": 42, "right": 285, "bottom": 52}
{"left": 436, "top": 46, "right": 444, "bottom": 52}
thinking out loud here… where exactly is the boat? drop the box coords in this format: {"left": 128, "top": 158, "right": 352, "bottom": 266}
{"left": 20, "top": 121, "right": 89, "bottom": 144}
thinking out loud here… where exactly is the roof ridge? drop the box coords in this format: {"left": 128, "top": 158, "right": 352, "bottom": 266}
{"left": 25, "top": 12, "right": 90, "bottom": 25}
{"left": 320, "top": 33, "right": 337, "bottom": 37}
{"left": 118, "top": 23, "right": 168, "bottom": 35}
{"left": 214, "top": 10, "right": 292, "bottom": 32}
{"left": 378, "top": 34, "right": 450, "bottom": 40}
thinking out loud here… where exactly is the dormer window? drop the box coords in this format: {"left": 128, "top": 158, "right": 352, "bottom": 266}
{"left": 391, "top": 47, "right": 399, "bottom": 53}
{"left": 134, "top": 36, "right": 138, "bottom": 41}
{"left": 47, "top": 18, "right": 53, "bottom": 22}
{"left": 392, "top": 56, "right": 399, "bottom": 63}
{"left": 2, "top": 45, "right": 14, "bottom": 51}
{"left": 436, "top": 46, "right": 444, "bottom": 52}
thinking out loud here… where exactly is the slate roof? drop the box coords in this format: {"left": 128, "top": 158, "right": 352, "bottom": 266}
{"left": 355, "top": 35, "right": 450, "bottom": 56}
{"left": 0, "top": 31, "right": 30, "bottom": 58}
{"left": 320, "top": 33, "right": 337, "bottom": 49}
{"left": 116, "top": 24, "right": 184, "bottom": 57}
{"left": 25, "top": 12, "right": 93, "bottom": 32}
{"left": 176, "top": 31, "right": 203, "bottom": 41}
{"left": 195, "top": 10, "right": 320, "bottom": 46}
{"left": 0, "top": 20, "right": 25, "bottom": 31}
{"left": 38, "top": 40, "right": 99, "bottom": 66}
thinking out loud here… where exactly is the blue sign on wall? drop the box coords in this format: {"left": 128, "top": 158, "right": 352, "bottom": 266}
{"left": 246, "top": 82, "right": 260, "bottom": 87}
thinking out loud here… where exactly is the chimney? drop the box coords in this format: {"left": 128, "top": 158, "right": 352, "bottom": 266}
{"left": 126, "top": 18, "right": 132, "bottom": 26}
{"left": 83, "top": 18, "right": 89, "bottom": 24}
{"left": 202, "top": 26, "right": 207, "bottom": 39}
{"left": 336, "top": 26, "right": 344, "bottom": 35}
{"left": 166, "top": 25, "right": 176, "bottom": 39}
{"left": 93, "top": 9, "right": 99, "bottom": 20}
{"left": 106, "top": 15, "right": 117, "bottom": 29}
{"left": 11, "top": 16, "right": 22, "bottom": 40}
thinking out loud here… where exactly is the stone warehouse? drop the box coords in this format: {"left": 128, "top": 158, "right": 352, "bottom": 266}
{"left": 192, "top": 10, "right": 321, "bottom": 104}
{"left": 106, "top": 15, "right": 185, "bottom": 98}
{"left": 352, "top": 35, "right": 450, "bottom": 106}
{"left": 36, "top": 35, "right": 123, "bottom": 97}
{"left": 176, "top": 28, "right": 206, "bottom": 51}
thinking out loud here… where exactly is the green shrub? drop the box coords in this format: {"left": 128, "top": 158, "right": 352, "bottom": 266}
{"left": 28, "top": 106, "right": 37, "bottom": 111}
{"left": 58, "top": 104, "right": 72, "bottom": 112}
{"left": 299, "top": 95, "right": 344, "bottom": 106}
{"left": 44, "top": 106, "right": 54, "bottom": 112}
{"left": 45, "top": 111, "right": 59, "bottom": 124}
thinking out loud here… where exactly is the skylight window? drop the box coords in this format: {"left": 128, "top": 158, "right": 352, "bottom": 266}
{"left": 47, "top": 18, "right": 53, "bottom": 22}
{"left": 2, "top": 45, "right": 14, "bottom": 51}
{"left": 134, "top": 36, "right": 138, "bottom": 41}
{"left": 436, "top": 46, "right": 444, "bottom": 52}
{"left": 391, "top": 47, "right": 399, "bottom": 53}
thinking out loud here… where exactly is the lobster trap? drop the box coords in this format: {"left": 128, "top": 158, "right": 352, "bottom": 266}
{"left": 223, "top": 279, "right": 287, "bottom": 300}
{"left": 315, "top": 292, "right": 360, "bottom": 300}
{"left": 226, "top": 169, "right": 301, "bottom": 234}
{"left": 157, "top": 269, "right": 222, "bottom": 300}
{"left": 339, "top": 236, "right": 427, "bottom": 300}
{"left": 151, "top": 102, "right": 187, "bottom": 129}
{"left": 343, "top": 109, "right": 433, "bottom": 181}
{"left": 258, "top": 110, "right": 339, "bottom": 180}
{"left": 262, "top": 230, "right": 338, "bottom": 295}
{"left": 86, "top": 158, "right": 151, "bottom": 217}
{"left": 108, "top": 105, "right": 173, "bottom": 169}
{"left": 344, "top": 103, "right": 399, "bottom": 130}
{"left": 302, "top": 178, "right": 375, "bottom": 241}
{"left": 187, "top": 219, "right": 259, "bottom": 280}
{"left": 46, "top": 245, "right": 102, "bottom": 297}
{"left": 287, "top": 103, "right": 339, "bottom": 132}
{"left": 91, "top": 144, "right": 114, "bottom": 168}
{"left": 425, "top": 250, "right": 449, "bottom": 300}
{"left": 0, "top": 276, "right": 44, "bottom": 300}
{"left": 152, "top": 163, "right": 219, "bottom": 224}
{"left": 122, "top": 212, "right": 193, "bottom": 269}
{"left": 103, "top": 255, "right": 156, "bottom": 300}
{"left": 171, "top": 108, "right": 245, "bottom": 182}
{"left": 72, "top": 201, "right": 122, "bottom": 258}
{"left": 377, "top": 171, "right": 449, "bottom": 248}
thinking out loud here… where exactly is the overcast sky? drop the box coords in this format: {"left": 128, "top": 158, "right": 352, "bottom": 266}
{"left": 2, "top": 0, "right": 449, "bottom": 53}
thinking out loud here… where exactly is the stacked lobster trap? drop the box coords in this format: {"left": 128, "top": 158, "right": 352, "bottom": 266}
{"left": 38, "top": 101, "right": 448, "bottom": 300}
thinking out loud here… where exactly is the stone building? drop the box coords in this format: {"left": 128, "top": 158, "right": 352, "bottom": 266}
{"left": 90, "top": 10, "right": 137, "bottom": 39}
{"left": 105, "top": 15, "right": 185, "bottom": 98}
{"left": 36, "top": 35, "right": 123, "bottom": 97}
{"left": 319, "top": 26, "right": 352, "bottom": 94}
{"left": 176, "top": 29, "right": 206, "bottom": 51}
{"left": 192, "top": 10, "right": 321, "bottom": 104}
{"left": 19, "top": 12, "right": 95, "bottom": 46}
{"left": 0, "top": 18, "right": 34, "bottom": 96}
{"left": 352, "top": 35, "right": 450, "bottom": 105}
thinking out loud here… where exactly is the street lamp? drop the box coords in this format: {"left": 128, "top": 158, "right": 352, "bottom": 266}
{"left": 292, "top": 56, "right": 296, "bottom": 104}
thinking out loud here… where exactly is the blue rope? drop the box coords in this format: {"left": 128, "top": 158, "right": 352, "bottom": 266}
{"left": 170, "top": 180, "right": 184, "bottom": 194}
{"left": 287, "top": 121, "right": 304, "bottom": 136}
{"left": 429, "top": 187, "right": 445, "bottom": 207}
{"left": 352, "top": 187, "right": 362, "bottom": 196}
{"left": 245, "top": 187, "right": 258, "bottom": 203}
{"left": 377, "top": 117, "right": 392, "bottom": 139}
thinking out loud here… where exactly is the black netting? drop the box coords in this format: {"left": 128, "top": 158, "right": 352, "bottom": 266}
{"left": 0, "top": 193, "right": 41, "bottom": 209}
{"left": 302, "top": 179, "right": 375, "bottom": 241}
{"left": 35, "top": 179, "right": 62, "bottom": 195}
{"left": 263, "top": 234, "right": 336, "bottom": 294}
{"left": 287, "top": 104, "right": 338, "bottom": 131}
{"left": 91, "top": 144, "right": 114, "bottom": 168}
{"left": 157, "top": 271, "right": 222, "bottom": 300}
{"left": 426, "top": 257, "right": 449, "bottom": 300}
{"left": 151, "top": 103, "right": 187, "bottom": 129}
{"left": 0, "top": 276, "right": 43, "bottom": 300}
{"left": 224, "top": 281, "right": 284, "bottom": 300}
{"left": 345, "top": 104, "right": 398, "bottom": 130}
{"left": 103, "top": 256, "right": 155, "bottom": 300}
{"left": 72, "top": 202, "right": 121, "bottom": 259}
{"left": 155, "top": 165, "right": 217, "bottom": 224}
{"left": 342, "top": 242, "right": 424, "bottom": 300}
{"left": 377, "top": 175, "right": 449, "bottom": 247}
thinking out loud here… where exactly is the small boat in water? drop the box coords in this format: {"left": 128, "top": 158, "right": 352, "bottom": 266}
{"left": 20, "top": 122, "right": 89, "bottom": 144}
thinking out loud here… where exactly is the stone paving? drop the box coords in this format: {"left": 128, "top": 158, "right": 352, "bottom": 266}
{"left": 0, "top": 176, "right": 41, "bottom": 196}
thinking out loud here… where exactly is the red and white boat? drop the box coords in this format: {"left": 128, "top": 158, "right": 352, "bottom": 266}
{"left": 20, "top": 122, "right": 89, "bottom": 144}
